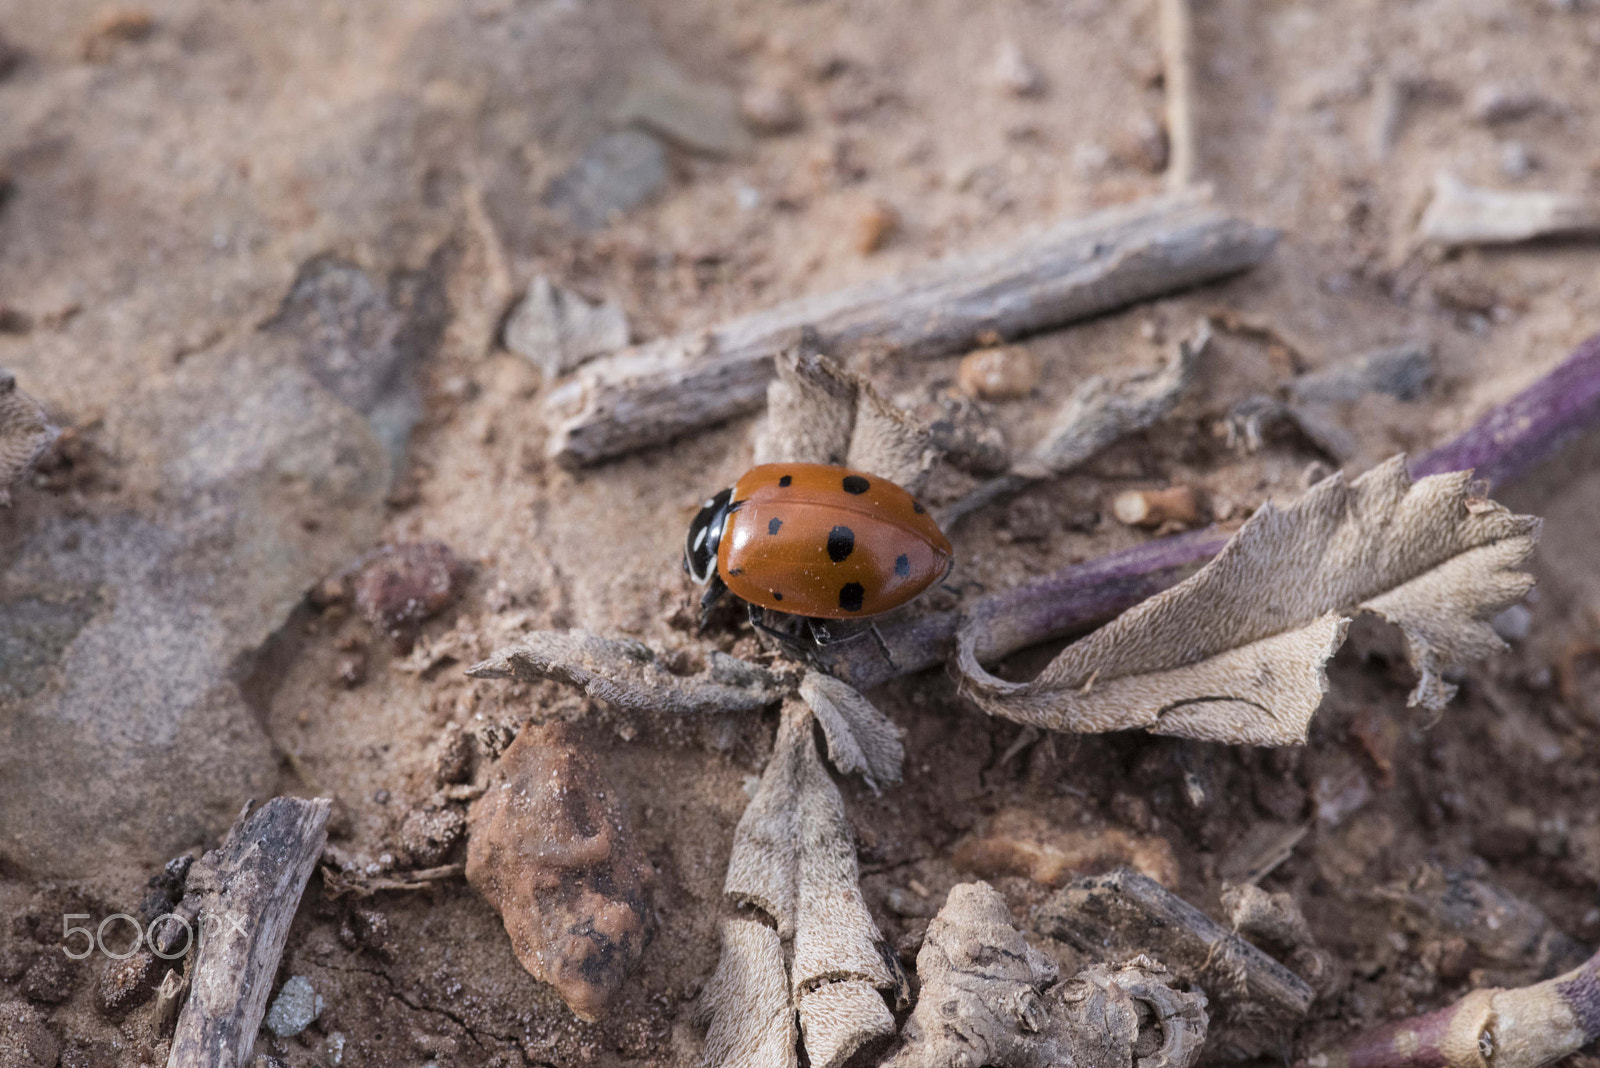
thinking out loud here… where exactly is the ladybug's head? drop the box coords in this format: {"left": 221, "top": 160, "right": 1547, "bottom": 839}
{"left": 684, "top": 487, "right": 734, "bottom": 585}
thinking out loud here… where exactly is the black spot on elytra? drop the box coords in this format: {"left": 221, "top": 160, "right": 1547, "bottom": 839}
{"left": 912, "top": 500, "right": 926, "bottom": 514}
{"left": 767, "top": 517, "right": 783, "bottom": 535}
{"left": 772, "top": 590, "right": 784, "bottom": 601}
{"left": 895, "top": 553, "right": 911, "bottom": 577}
{"left": 778, "top": 474, "right": 792, "bottom": 487}
{"left": 841, "top": 475, "right": 870, "bottom": 495}
{"left": 827, "top": 525, "right": 855, "bottom": 562}
{"left": 727, "top": 568, "right": 743, "bottom": 577}
{"left": 839, "top": 582, "right": 866, "bottom": 612}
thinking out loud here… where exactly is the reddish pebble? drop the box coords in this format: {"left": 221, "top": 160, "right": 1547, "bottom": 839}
{"left": 352, "top": 542, "right": 469, "bottom": 652}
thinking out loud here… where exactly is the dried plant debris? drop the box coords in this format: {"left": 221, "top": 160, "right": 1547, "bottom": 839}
{"left": 1222, "top": 883, "right": 1338, "bottom": 998}
{"left": 884, "top": 882, "right": 1207, "bottom": 1068}
{"left": 952, "top": 806, "right": 1180, "bottom": 889}
{"left": 1037, "top": 868, "right": 1312, "bottom": 1057}
{"left": 956, "top": 456, "right": 1538, "bottom": 744}
{"left": 468, "top": 629, "right": 790, "bottom": 715}
{"left": 464, "top": 722, "right": 654, "bottom": 1021}
{"left": 1378, "top": 867, "right": 1588, "bottom": 977}
{"left": 799, "top": 671, "right": 904, "bottom": 794}
{"left": 1418, "top": 172, "right": 1600, "bottom": 248}
{"left": 697, "top": 919, "right": 797, "bottom": 1068}
{"left": 504, "top": 275, "right": 630, "bottom": 379}
{"left": 939, "top": 321, "right": 1206, "bottom": 527}
{"left": 1314, "top": 947, "right": 1600, "bottom": 1068}
{"left": 709, "top": 699, "right": 900, "bottom": 1068}
{"left": 0, "top": 369, "right": 59, "bottom": 506}
{"left": 754, "top": 338, "right": 935, "bottom": 494}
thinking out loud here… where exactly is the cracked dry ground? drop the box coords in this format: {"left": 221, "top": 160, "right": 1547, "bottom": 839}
{"left": 3, "top": 0, "right": 1600, "bottom": 1066}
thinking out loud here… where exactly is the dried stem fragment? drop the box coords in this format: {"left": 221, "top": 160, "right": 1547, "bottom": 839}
{"left": 884, "top": 881, "right": 1208, "bottom": 1068}
{"left": 1159, "top": 0, "right": 1199, "bottom": 190}
{"left": 467, "top": 630, "right": 790, "bottom": 716}
{"left": 1311, "top": 947, "right": 1600, "bottom": 1068}
{"left": 697, "top": 919, "right": 796, "bottom": 1068}
{"left": 1418, "top": 173, "right": 1600, "bottom": 248}
{"left": 955, "top": 457, "right": 1537, "bottom": 743}
{"left": 167, "top": 797, "right": 332, "bottom": 1068}
{"left": 1113, "top": 485, "right": 1200, "bottom": 529}
{"left": 544, "top": 192, "right": 1276, "bottom": 466}
{"left": 0, "top": 369, "right": 59, "bottom": 506}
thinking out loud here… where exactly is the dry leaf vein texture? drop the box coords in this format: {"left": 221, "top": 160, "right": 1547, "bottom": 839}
{"left": 955, "top": 456, "right": 1539, "bottom": 744}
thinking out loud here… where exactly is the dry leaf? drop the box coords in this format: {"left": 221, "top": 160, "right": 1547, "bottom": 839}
{"left": 800, "top": 671, "right": 904, "bottom": 794}
{"left": 697, "top": 919, "right": 796, "bottom": 1068}
{"left": 884, "top": 881, "right": 1207, "bottom": 1068}
{"left": 717, "top": 698, "right": 899, "bottom": 1067}
{"left": 466, "top": 630, "right": 790, "bottom": 716}
{"left": 956, "top": 457, "right": 1538, "bottom": 744}
{"left": 754, "top": 338, "right": 934, "bottom": 494}
{"left": 0, "top": 369, "right": 59, "bottom": 506}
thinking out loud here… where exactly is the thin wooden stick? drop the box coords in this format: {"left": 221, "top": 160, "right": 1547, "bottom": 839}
{"left": 1159, "top": 0, "right": 1199, "bottom": 191}
{"left": 544, "top": 192, "right": 1277, "bottom": 467}
{"left": 826, "top": 332, "right": 1600, "bottom": 690}
{"left": 167, "top": 797, "right": 332, "bottom": 1068}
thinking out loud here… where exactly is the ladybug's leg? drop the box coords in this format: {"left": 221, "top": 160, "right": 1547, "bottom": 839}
{"left": 697, "top": 573, "right": 728, "bottom": 628}
{"left": 868, "top": 623, "right": 899, "bottom": 672}
{"left": 747, "top": 604, "right": 818, "bottom": 665}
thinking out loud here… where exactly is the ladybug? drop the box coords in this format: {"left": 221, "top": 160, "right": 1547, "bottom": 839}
{"left": 684, "top": 463, "right": 954, "bottom": 634}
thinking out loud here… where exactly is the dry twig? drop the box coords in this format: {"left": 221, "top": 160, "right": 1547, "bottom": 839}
{"left": 1159, "top": 0, "right": 1199, "bottom": 190}
{"left": 1418, "top": 173, "right": 1600, "bottom": 248}
{"left": 166, "top": 797, "right": 331, "bottom": 1068}
{"left": 1309, "top": 947, "right": 1600, "bottom": 1068}
{"left": 544, "top": 192, "right": 1277, "bottom": 466}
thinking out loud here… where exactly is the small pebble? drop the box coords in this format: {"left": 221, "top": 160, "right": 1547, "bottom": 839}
{"left": 352, "top": 541, "right": 469, "bottom": 653}
{"left": 1111, "top": 486, "right": 1200, "bottom": 529}
{"left": 958, "top": 346, "right": 1039, "bottom": 401}
{"left": 1491, "top": 603, "right": 1532, "bottom": 643}
{"left": 739, "top": 83, "right": 803, "bottom": 135}
{"left": 80, "top": 7, "right": 153, "bottom": 62}
{"left": 853, "top": 199, "right": 899, "bottom": 254}
{"left": 1498, "top": 141, "right": 1535, "bottom": 179}
{"left": 399, "top": 805, "right": 467, "bottom": 867}
{"left": 1469, "top": 84, "right": 1550, "bottom": 125}
{"left": 22, "top": 953, "right": 74, "bottom": 1004}
{"left": 264, "top": 976, "right": 323, "bottom": 1038}
{"left": 1113, "top": 114, "right": 1169, "bottom": 174}
{"left": 991, "top": 40, "right": 1043, "bottom": 97}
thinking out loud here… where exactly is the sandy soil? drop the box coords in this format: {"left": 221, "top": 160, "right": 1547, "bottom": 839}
{"left": 2, "top": 0, "right": 1599, "bottom": 1065}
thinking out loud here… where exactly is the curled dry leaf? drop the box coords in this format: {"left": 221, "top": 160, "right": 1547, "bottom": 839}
{"left": 0, "top": 369, "right": 59, "bottom": 506}
{"left": 956, "top": 456, "right": 1539, "bottom": 745}
{"left": 754, "top": 338, "right": 935, "bottom": 495}
{"left": 712, "top": 698, "right": 899, "bottom": 1068}
{"left": 466, "top": 629, "right": 790, "bottom": 716}
{"left": 697, "top": 919, "right": 797, "bottom": 1068}
{"left": 938, "top": 321, "right": 1206, "bottom": 528}
{"left": 884, "top": 881, "right": 1207, "bottom": 1068}
{"left": 1312, "top": 947, "right": 1600, "bottom": 1068}
{"left": 465, "top": 723, "right": 654, "bottom": 1021}
{"left": 800, "top": 671, "right": 904, "bottom": 794}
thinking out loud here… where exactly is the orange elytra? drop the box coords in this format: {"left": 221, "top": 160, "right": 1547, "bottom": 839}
{"left": 684, "top": 463, "right": 954, "bottom": 620}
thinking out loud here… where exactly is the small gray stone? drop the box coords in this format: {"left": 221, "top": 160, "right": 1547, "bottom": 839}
{"left": 614, "top": 57, "right": 753, "bottom": 158}
{"left": 544, "top": 131, "right": 668, "bottom": 232}
{"left": 1499, "top": 141, "right": 1535, "bottom": 180}
{"left": 264, "top": 975, "right": 323, "bottom": 1038}
{"left": 503, "top": 277, "right": 630, "bottom": 378}
{"left": 1491, "top": 603, "right": 1533, "bottom": 643}
{"left": 991, "top": 41, "right": 1043, "bottom": 97}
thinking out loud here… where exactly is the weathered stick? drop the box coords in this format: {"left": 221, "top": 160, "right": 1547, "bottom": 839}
{"left": 1309, "top": 946, "right": 1600, "bottom": 1068}
{"left": 1418, "top": 174, "right": 1600, "bottom": 248}
{"left": 544, "top": 192, "right": 1278, "bottom": 466}
{"left": 827, "top": 332, "right": 1600, "bottom": 690}
{"left": 167, "top": 797, "right": 331, "bottom": 1068}
{"left": 1159, "top": 0, "right": 1199, "bottom": 190}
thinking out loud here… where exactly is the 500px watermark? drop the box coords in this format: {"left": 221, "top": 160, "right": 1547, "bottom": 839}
{"left": 59, "top": 912, "right": 245, "bottom": 960}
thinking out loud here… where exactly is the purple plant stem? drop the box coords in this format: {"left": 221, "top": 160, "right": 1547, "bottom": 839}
{"left": 829, "top": 332, "right": 1600, "bottom": 691}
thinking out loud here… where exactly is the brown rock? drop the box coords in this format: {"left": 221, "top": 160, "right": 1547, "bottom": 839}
{"left": 957, "top": 346, "right": 1040, "bottom": 401}
{"left": 740, "top": 84, "right": 803, "bottom": 135}
{"left": 97, "top": 950, "right": 159, "bottom": 1017}
{"left": 352, "top": 542, "right": 469, "bottom": 652}
{"left": 0, "top": 1002, "right": 61, "bottom": 1068}
{"left": 852, "top": 200, "right": 898, "bottom": 255}
{"left": 1111, "top": 485, "right": 1199, "bottom": 529}
{"left": 465, "top": 723, "right": 655, "bottom": 1021}
{"left": 434, "top": 722, "right": 474, "bottom": 786}
{"left": 80, "top": 7, "right": 154, "bottom": 62}
{"left": 22, "top": 954, "right": 74, "bottom": 1005}
{"left": 952, "top": 807, "right": 1179, "bottom": 889}
{"left": 399, "top": 805, "right": 466, "bottom": 867}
